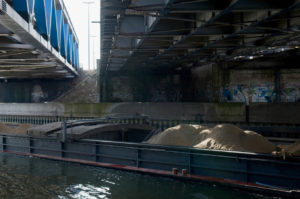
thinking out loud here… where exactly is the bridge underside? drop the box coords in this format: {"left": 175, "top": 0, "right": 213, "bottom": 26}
{"left": 101, "top": 0, "right": 300, "bottom": 72}
{"left": 0, "top": 0, "right": 79, "bottom": 79}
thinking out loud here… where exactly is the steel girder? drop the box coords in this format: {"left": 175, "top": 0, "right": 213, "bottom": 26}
{"left": 101, "top": 0, "right": 300, "bottom": 72}
{"left": 0, "top": 0, "right": 79, "bottom": 79}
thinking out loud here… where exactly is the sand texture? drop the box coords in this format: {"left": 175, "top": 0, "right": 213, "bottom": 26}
{"left": 0, "top": 123, "right": 33, "bottom": 135}
{"left": 146, "top": 124, "right": 277, "bottom": 154}
{"left": 146, "top": 124, "right": 207, "bottom": 147}
{"left": 276, "top": 140, "right": 300, "bottom": 157}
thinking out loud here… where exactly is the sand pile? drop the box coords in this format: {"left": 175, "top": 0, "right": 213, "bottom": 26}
{"left": 275, "top": 140, "right": 300, "bottom": 158}
{"left": 0, "top": 123, "right": 32, "bottom": 135}
{"left": 284, "top": 140, "right": 300, "bottom": 156}
{"left": 146, "top": 124, "right": 277, "bottom": 154}
{"left": 0, "top": 123, "right": 12, "bottom": 133}
{"left": 13, "top": 124, "right": 33, "bottom": 134}
{"left": 194, "top": 124, "right": 276, "bottom": 153}
{"left": 146, "top": 124, "right": 207, "bottom": 147}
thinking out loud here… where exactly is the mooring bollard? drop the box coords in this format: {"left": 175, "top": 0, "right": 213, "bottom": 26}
{"left": 172, "top": 168, "right": 178, "bottom": 175}
{"left": 182, "top": 169, "right": 188, "bottom": 176}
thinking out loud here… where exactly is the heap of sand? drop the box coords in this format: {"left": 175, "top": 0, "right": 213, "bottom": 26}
{"left": 194, "top": 124, "right": 276, "bottom": 153}
{"left": 275, "top": 140, "right": 300, "bottom": 158}
{"left": 0, "top": 123, "right": 32, "bottom": 135}
{"left": 145, "top": 124, "right": 277, "bottom": 154}
{"left": 146, "top": 124, "right": 207, "bottom": 147}
{"left": 284, "top": 140, "right": 300, "bottom": 156}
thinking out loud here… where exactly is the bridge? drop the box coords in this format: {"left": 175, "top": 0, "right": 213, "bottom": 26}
{"left": 0, "top": 0, "right": 79, "bottom": 79}
{"left": 101, "top": 0, "right": 300, "bottom": 72}
{"left": 100, "top": 0, "right": 300, "bottom": 103}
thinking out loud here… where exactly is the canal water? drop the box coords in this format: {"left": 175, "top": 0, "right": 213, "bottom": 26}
{"left": 0, "top": 153, "right": 277, "bottom": 199}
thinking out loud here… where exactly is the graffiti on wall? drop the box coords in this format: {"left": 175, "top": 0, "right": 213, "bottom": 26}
{"left": 221, "top": 84, "right": 276, "bottom": 103}
{"left": 111, "top": 77, "right": 133, "bottom": 102}
{"left": 222, "top": 84, "right": 300, "bottom": 103}
{"left": 31, "top": 84, "right": 46, "bottom": 103}
{"left": 151, "top": 75, "right": 182, "bottom": 102}
{"left": 151, "top": 87, "right": 182, "bottom": 102}
{"left": 281, "top": 83, "right": 300, "bottom": 102}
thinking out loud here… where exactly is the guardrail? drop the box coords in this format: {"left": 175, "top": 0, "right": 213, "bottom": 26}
{"left": 1, "top": 114, "right": 300, "bottom": 140}
{"left": 0, "top": 114, "right": 196, "bottom": 128}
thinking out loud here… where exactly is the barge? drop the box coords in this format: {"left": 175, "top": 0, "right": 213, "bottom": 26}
{"left": 0, "top": 126, "right": 300, "bottom": 198}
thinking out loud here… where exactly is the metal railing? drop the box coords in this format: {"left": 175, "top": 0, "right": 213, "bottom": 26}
{"left": 1, "top": 114, "right": 300, "bottom": 139}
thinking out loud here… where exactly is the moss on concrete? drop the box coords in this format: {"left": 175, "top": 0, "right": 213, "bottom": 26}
{"left": 215, "top": 103, "right": 245, "bottom": 116}
{"left": 64, "top": 103, "right": 115, "bottom": 117}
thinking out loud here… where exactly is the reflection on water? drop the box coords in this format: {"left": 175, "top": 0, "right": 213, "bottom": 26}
{"left": 0, "top": 153, "right": 276, "bottom": 199}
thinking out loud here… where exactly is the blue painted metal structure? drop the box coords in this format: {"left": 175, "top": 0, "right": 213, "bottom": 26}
{"left": 0, "top": 0, "right": 78, "bottom": 78}
{"left": 11, "top": 0, "right": 79, "bottom": 69}
{"left": 0, "top": 133, "right": 299, "bottom": 198}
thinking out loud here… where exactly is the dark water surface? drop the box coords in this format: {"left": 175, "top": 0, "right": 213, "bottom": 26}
{"left": 0, "top": 153, "right": 278, "bottom": 199}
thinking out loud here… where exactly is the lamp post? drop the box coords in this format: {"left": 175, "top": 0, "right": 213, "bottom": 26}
{"left": 92, "top": 20, "right": 101, "bottom": 68}
{"left": 90, "top": 36, "right": 97, "bottom": 70}
{"left": 92, "top": 20, "right": 102, "bottom": 102}
{"left": 83, "top": 1, "right": 94, "bottom": 70}
{"left": 92, "top": 20, "right": 101, "bottom": 70}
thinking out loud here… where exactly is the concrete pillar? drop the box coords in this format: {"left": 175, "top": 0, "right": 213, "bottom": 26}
{"left": 212, "top": 63, "right": 223, "bottom": 102}
{"left": 275, "top": 69, "right": 281, "bottom": 102}
{"left": 181, "top": 69, "right": 194, "bottom": 102}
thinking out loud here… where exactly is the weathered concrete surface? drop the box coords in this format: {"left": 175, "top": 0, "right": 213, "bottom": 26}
{"left": 281, "top": 69, "right": 300, "bottom": 102}
{"left": 0, "top": 102, "right": 299, "bottom": 124}
{"left": 103, "top": 71, "right": 182, "bottom": 102}
{"left": 107, "top": 103, "right": 245, "bottom": 122}
{"left": 219, "top": 68, "right": 300, "bottom": 103}
{"left": 249, "top": 103, "right": 300, "bottom": 124}
{"left": 0, "top": 103, "right": 244, "bottom": 122}
{"left": 0, "top": 103, "right": 64, "bottom": 116}
{"left": 221, "top": 70, "right": 275, "bottom": 103}
{"left": 55, "top": 70, "right": 98, "bottom": 103}
{"left": 0, "top": 79, "right": 74, "bottom": 103}
{"left": 0, "top": 70, "right": 99, "bottom": 103}
{"left": 63, "top": 103, "right": 246, "bottom": 122}
{"left": 101, "top": 65, "right": 300, "bottom": 104}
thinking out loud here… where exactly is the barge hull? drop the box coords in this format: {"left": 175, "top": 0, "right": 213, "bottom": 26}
{"left": 0, "top": 134, "right": 299, "bottom": 197}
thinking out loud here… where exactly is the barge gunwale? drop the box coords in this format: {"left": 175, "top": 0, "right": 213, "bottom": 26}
{"left": 0, "top": 133, "right": 299, "bottom": 198}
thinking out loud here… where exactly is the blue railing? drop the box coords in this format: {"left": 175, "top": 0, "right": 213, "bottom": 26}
{"left": 11, "top": 0, "right": 79, "bottom": 69}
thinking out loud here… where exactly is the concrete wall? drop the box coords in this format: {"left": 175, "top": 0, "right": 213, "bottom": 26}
{"left": 0, "top": 102, "right": 299, "bottom": 124}
{"left": 191, "top": 65, "right": 214, "bottom": 102}
{"left": 103, "top": 72, "right": 182, "bottom": 102}
{"left": 220, "top": 69, "right": 300, "bottom": 103}
{"left": 190, "top": 64, "right": 300, "bottom": 103}
{"left": 281, "top": 69, "right": 300, "bottom": 102}
{"left": 0, "top": 79, "right": 74, "bottom": 103}
{"left": 102, "top": 66, "right": 300, "bottom": 104}
{"left": 0, "top": 103, "right": 65, "bottom": 116}
{"left": 249, "top": 103, "right": 300, "bottom": 124}
{"left": 0, "top": 102, "right": 244, "bottom": 122}
{"left": 221, "top": 70, "right": 276, "bottom": 103}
